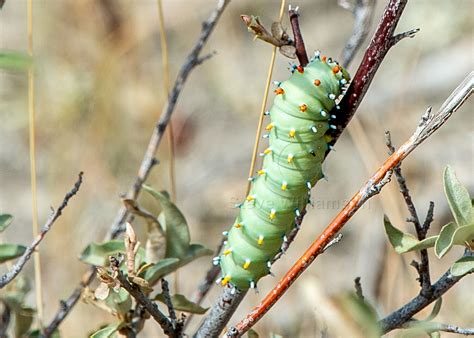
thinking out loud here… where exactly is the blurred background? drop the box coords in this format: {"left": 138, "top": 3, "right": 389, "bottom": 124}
{"left": 0, "top": 0, "right": 472, "bottom": 336}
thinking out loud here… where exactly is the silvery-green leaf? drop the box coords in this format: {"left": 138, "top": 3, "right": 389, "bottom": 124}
{"left": 444, "top": 166, "right": 473, "bottom": 226}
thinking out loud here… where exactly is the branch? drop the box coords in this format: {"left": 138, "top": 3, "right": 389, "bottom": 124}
{"left": 403, "top": 320, "right": 474, "bottom": 336}
{"left": 226, "top": 72, "right": 473, "bottom": 336}
{"left": 385, "top": 132, "right": 432, "bottom": 294}
{"left": 43, "top": 0, "right": 230, "bottom": 332}
{"left": 328, "top": 0, "right": 416, "bottom": 149}
{"left": 288, "top": 6, "right": 308, "bottom": 66}
{"left": 109, "top": 0, "right": 231, "bottom": 239}
{"left": 339, "top": 0, "right": 376, "bottom": 67}
{"left": 116, "top": 272, "right": 176, "bottom": 337}
{"left": 194, "top": 284, "right": 246, "bottom": 338}
{"left": 0, "top": 172, "right": 83, "bottom": 288}
{"left": 380, "top": 249, "right": 474, "bottom": 333}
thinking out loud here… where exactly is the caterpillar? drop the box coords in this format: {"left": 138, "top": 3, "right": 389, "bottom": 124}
{"left": 216, "top": 51, "right": 350, "bottom": 290}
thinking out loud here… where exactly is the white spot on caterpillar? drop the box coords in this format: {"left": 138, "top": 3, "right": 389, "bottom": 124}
{"left": 328, "top": 93, "right": 336, "bottom": 100}
{"left": 320, "top": 110, "right": 327, "bottom": 117}
{"left": 311, "top": 126, "right": 317, "bottom": 133}
{"left": 330, "top": 124, "right": 337, "bottom": 129}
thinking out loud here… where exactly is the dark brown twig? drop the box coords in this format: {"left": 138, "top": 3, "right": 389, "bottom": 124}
{"left": 288, "top": 6, "right": 308, "bottom": 66}
{"left": 339, "top": 0, "right": 376, "bottom": 67}
{"left": 380, "top": 249, "right": 474, "bottom": 333}
{"left": 0, "top": 172, "right": 84, "bottom": 288}
{"left": 328, "top": 0, "right": 417, "bottom": 149}
{"left": 116, "top": 272, "right": 176, "bottom": 337}
{"left": 385, "top": 131, "right": 432, "bottom": 294}
{"left": 161, "top": 279, "right": 177, "bottom": 326}
{"left": 354, "top": 277, "right": 364, "bottom": 300}
{"left": 43, "top": 0, "right": 230, "bottom": 333}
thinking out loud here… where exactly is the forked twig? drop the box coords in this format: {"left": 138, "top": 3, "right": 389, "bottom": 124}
{"left": 0, "top": 172, "right": 84, "bottom": 288}
{"left": 380, "top": 249, "right": 474, "bottom": 333}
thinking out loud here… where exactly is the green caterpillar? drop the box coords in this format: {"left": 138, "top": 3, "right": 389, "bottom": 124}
{"left": 216, "top": 51, "right": 350, "bottom": 290}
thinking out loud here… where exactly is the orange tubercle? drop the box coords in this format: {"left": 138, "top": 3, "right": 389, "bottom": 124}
{"left": 296, "top": 65, "right": 304, "bottom": 73}
{"left": 299, "top": 104, "right": 307, "bottom": 112}
{"left": 274, "top": 87, "right": 285, "bottom": 95}
{"left": 332, "top": 66, "right": 340, "bottom": 74}
{"left": 314, "top": 79, "right": 321, "bottom": 86}
{"left": 321, "top": 56, "right": 327, "bottom": 63}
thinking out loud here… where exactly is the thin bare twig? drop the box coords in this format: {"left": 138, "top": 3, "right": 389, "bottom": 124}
{"left": 402, "top": 320, "right": 474, "bottom": 335}
{"left": 161, "top": 279, "right": 177, "bottom": 326}
{"left": 385, "top": 131, "right": 432, "bottom": 294}
{"left": 339, "top": 0, "right": 376, "bottom": 67}
{"left": 354, "top": 277, "right": 364, "bottom": 300}
{"left": 226, "top": 72, "right": 473, "bottom": 336}
{"left": 109, "top": 0, "right": 230, "bottom": 239}
{"left": 380, "top": 249, "right": 474, "bottom": 333}
{"left": 43, "top": 0, "right": 230, "bottom": 333}
{"left": 288, "top": 5, "right": 308, "bottom": 66}
{"left": 0, "top": 172, "right": 84, "bottom": 288}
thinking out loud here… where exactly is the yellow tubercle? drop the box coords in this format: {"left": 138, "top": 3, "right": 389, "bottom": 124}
{"left": 246, "top": 195, "right": 255, "bottom": 202}
{"left": 243, "top": 259, "right": 251, "bottom": 269}
{"left": 265, "top": 122, "right": 274, "bottom": 131}
{"left": 287, "top": 154, "right": 294, "bottom": 163}
{"left": 263, "top": 147, "right": 272, "bottom": 155}
{"left": 281, "top": 181, "right": 288, "bottom": 191}
{"left": 258, "top": 169, "right": 266, "bottom": 176}
{"left": 223, "top": 248, "right": 232, "bottom": 256}
{"left": 257, "top": 235, "right": 264, "bottom": 245}
{"left": 221, "top": 275, "right": 231, "bottom": 286}
{"left": 234, "top": 222, "right": 242, "bottom": 229}
{"left": 269, "top": 209, "right": 276, "bottom": 220}
{"left": 289, "top": 128, "right": 296, "bottom": 138}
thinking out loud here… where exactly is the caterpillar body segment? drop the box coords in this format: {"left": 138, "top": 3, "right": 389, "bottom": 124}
{"left": 220, "top": 54, "right": 350, "bottom": 290}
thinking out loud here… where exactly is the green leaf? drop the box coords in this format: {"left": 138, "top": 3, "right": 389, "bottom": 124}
{"left": 247, "top": 329, "right": 260, "bottom": 338}
{"left": 424, "top": 297, "right": 442, "bottom": 321}
{"left": 452, "top": 223, "right": 474, "bottom": 249}
{"left": 339, "top": 293, "right": 381, "bottom": 337}
{"left": 444, "top": 166, "right": 473, "bottom": 226}
{"left": 90, "top": 323, "right": 121, "bottom": 338}
{"left": 0, "top": 51, "right": 32, "bottom": 71}
{"left": 180, "top": 244, "right": 213, "bottom": 265}
{"left": 0, "top": 243, "right": 26, "bottom": 263}
{"left": 434, "top": 222, "right": 457, "bottom": 258}
{"left": 154, "top": 293, "right": 208, "bottom": 314}
{"left": 79, "top": 240, "right": 145, "bottom": 266}
{"left": 450, "top": 255, "right": 474, "bottom": 276}
{"left": 143, "top": 185, "right": 190, "bottom": 259}
{"left": 27, "top": 329, "right": 60, "bottom": 337}
{"left": 105, "top": 288, "right": 132, "bottom": 315}
{"left": 142, "top": 258, "right": 180, "bottom": 285}
{"left": 384, "top": 216, "right": 436, "bottom": 254}
{"left": 143, "top": 244, "right": 212, "bottom": 285}
{"left": 15, "top": 306, "right": 35, "bottom": 337}
{"left": 0, "top": 214, "right": 13, "bottom": 232}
